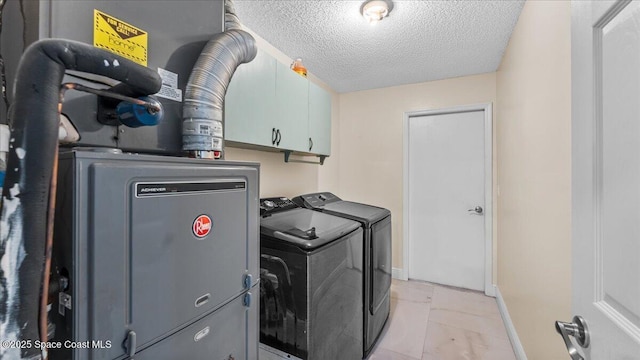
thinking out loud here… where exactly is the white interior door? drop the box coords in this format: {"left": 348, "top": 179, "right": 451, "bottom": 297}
{"left": 568, "top": 0, "right": 640, "bottom": 358}
{"left": 407, "top": 109, "right": 487, "bottom": 292}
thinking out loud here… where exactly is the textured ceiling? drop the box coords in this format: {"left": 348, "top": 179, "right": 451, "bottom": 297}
{"left": 233, "top": 0, "right": 525, "bottom": 93}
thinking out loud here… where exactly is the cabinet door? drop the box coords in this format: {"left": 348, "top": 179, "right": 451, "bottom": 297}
{"left": 224, "top": 49, "right": 277, "bottom": 147}
{"left": 308, "top": 82, "right": 332, "bottom": 156}
{"left": 275, "top": 61, "right": 309, "bottom": 152}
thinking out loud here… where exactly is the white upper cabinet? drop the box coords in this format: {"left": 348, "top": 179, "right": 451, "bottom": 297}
{"left": 308, "top": 81, "right": 331, "bottom": 156}
{"left": 275, "top": 61, "right": 309, "bottom": 152}
{"left": 224, "top": 49, "right": 332, "bottom": 159}
{"left": 224, "top": 49, "right": 277, "bottom": 148}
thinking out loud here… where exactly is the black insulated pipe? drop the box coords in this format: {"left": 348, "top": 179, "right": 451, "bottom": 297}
{"left": 0, "top": 39, "right": 161, "bottom": 359}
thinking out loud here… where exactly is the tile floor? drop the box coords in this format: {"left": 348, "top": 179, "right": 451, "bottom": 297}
{"left": 367, "top": 279, "right": 516, "bottom": 360}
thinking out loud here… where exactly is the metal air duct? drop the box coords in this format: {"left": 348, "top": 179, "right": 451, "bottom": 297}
{"left": 182, "top": 0, "right": 257, "bottom": 159}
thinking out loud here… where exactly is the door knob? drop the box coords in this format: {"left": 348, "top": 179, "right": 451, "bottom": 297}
{"left": 467, "top": 206, "right": 483, "bottom": 215}
{"left": 555, "top": 315, "right": 590, "bottom": 360}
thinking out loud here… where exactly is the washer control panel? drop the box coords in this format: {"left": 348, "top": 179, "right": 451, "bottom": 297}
{"left": 292, "top": 192, "right": 341, "bottom": 209}
{"left": 260, "top": 197, "right": 298, "bottom": 216}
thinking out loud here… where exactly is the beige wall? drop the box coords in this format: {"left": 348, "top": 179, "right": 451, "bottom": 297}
{"left": 496, "top": 1, "right": 571, "bottom": 359}
{"left": 225, "top": 147, "right": 318, "bottom": 198}
{"left": 336, "top": 73, "right": 496, "bottom": 269}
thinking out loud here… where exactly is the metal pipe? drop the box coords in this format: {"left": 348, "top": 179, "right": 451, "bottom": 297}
{"left": 39, "top": 141, "right": 57, "bottom": 360}
{"left": 182, "top": 0, "right": 257, "bottom": 159}
{"left": 59, "top": 83, "right": 161, "bottom": 114}
{"left": 0, "top": 38, "right": 161, "bottom": 359}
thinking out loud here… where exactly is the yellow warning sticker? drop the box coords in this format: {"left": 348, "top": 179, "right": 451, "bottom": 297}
{"left": 93, "top": 10, "right": 148, "bottom": 66}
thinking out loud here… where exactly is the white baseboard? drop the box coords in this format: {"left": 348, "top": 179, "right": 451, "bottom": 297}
{"left": 392, "top": 267, "right": 405, "bottom": 280}
{"left": 485, "top": 284, "right": 496, "bottom": 297}
{"left": 495, "top": 286, "right": 528, "bottom": 360}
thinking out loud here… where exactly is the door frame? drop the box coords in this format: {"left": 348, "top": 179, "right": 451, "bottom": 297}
{"left": 402, "top": 103, "right": 494, "bottom": 297}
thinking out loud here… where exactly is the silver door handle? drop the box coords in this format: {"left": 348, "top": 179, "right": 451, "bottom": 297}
{"left": 467, "top": 206, "right": 483, "bottom": 215}
{"left": 555, "top": 315, "right": 590, "bottom": 360}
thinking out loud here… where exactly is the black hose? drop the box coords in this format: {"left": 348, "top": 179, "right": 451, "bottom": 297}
{"left": 0, "top": 38, "right": 161, "bottom": 359}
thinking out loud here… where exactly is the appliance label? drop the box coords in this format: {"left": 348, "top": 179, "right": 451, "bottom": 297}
{"left": 93, "top": 10, "right": 148, "bottom": 66}
{"left": 156, "top": 85, "right": 183, "bottom": 102}
{"left": 155, "top": 68, "right": 183, "bottom": 102}
{"left": 193, "top": 215, "right": 212, "bottom": 238}
{"left": 157, "top": 68, "right": 178, "bottom": 88}
{"left": 135, "top": 181, "right": 246, "bottom": 197}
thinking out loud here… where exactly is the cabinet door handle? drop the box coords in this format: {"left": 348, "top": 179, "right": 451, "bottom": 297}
{"left": 276, "top": 129, "right": 281, "bottom": 146}
{"left": 309, "top": 137, "right": 313, "bottom": 151}
{"left": 272, "top": 128, "right": 277, "bottom": 145}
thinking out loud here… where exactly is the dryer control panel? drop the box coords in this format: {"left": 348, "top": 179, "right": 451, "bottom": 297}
{"left": 260, "top": 197, "right": 298, "bottom": 217}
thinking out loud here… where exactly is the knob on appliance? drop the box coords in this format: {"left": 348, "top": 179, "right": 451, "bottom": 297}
{"left": 262, "top": 200, "right": 275, "bottom": 209}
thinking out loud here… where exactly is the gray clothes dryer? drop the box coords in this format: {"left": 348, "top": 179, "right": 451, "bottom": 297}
{"left": 259, "top": 197, "right": 363, "bottom": 360}
{"left": 292, "top": 192, "right": 391, "bottom": 358}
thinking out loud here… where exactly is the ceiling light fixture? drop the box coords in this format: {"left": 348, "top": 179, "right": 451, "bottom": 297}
{"left": 361, "top": 0, "right": 393, "bottom": 25}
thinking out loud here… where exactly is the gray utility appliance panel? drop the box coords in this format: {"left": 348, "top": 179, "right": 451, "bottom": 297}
{"left": 0, "top": 0, "right": 224, "bottom": 153}
{"left": 51, "top": 150, "right": 259, "bottom": 359}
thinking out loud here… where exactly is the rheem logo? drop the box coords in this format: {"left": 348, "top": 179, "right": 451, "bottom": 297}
{"left": 193, "top": 215, "right": 212, "bottom": 238}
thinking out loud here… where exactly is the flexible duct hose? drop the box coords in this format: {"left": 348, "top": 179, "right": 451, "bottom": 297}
{"left": 182, "top": 0, "right": 257, "bottom": 159}
{"left": 224, "top": 0, "right": 243, "bottom": 31}
{"left": 0, "top": 39, "right": 161, "bottom": 359}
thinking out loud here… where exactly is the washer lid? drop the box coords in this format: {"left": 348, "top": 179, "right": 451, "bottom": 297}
{"left": 260, "top": 208, "right": 360, "bottom": 250}
{"left": 321, "top": 201, "right": 391, "bottom": 227}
